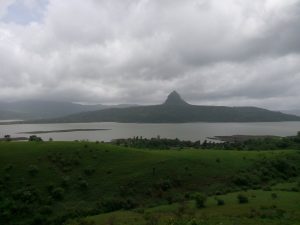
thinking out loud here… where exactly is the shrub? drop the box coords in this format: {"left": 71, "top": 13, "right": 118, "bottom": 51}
{"left": 195, "top": 193, "right": 207, "bottom": 208}
{"left": 233, "top": 174, "right": 250, "bottom": 186}
{"left": 143, "top": 213, "right": 159, "bottom": 225}
{"left": 84, "top": 167, "right": 95, "bottom": 176}
{"left": 271, "top": 193, "right": 278, "bottom": 199}
{"left": 291, "top": 187, "right": 299, "bottom": 192}
{"left": 187, "top": 219, "right": 201, "bottom": 225}
{"left": 4, "top": 164, "right": 13, "bottom": 172}
{"left": 28, "top": 165, "right": 39, "bottom": 177}
{"left": 51, "top": 187, "right": 65, "bottom": 200}
{"left": 263, "top": 186, "right": 272, "bottom": 191}
{"left": 69, "top": 219, "right": 96, "bottom": 225}
{"left": 100, "top": 198, "right": 137, "bottom": 213}
{"left": 237, "top": 194, "right": 249, "bottom": 204}
{"left": 39, "top": 205, "right": 53, "bottom": 215}
{"left": 216, "top": 198, "right": 225, "bottom": 206}
{"left": 46, "top": 183, "right": 55, "bottom": 193}
{"left": 29, "top": 135, "right": 43, "bottom": 142}
{"left": 78, "top": 179, "right": 89, "bottom": 190}
{"left": 61, "top": 176, "right": 70, "bottom": 188}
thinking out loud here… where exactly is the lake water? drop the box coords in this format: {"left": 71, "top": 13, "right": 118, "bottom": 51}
{"left": 1, "top": 121, "right": 300, "bottom": 142}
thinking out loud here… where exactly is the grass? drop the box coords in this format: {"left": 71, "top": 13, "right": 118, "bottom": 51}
{"left": 0, "top": 141, "right": 300, "bottom": 225}
{"left": 79, "top": 185, "right": 300, "bottom": 225}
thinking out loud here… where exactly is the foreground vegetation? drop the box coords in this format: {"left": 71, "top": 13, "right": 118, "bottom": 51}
{"left": 0, "top": 141, "right": 300, "bottom": 225}
{"left": 75, "top": 183, "right": 300, "bottom": 225}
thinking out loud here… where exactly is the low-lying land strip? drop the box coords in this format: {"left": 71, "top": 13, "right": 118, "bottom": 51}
{"left": 18, "top": 128, "right": 111, "bottom": 134}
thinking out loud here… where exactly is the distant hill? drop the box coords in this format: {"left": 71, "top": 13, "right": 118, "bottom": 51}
{"left": 0, "top": 100, "right": 136, "bottom": 120}
{"left": 0, "top": 110, "right": 30, "bottom": 120}
{"left": 38, "top": 91, "right": 300, "bottom": 123}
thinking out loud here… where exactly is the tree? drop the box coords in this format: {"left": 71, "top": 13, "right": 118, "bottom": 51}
{"left": 4, "top": 135, "right": 11, "bottom": 141}
{"left": 29, "top": 135, "right": 43, "bottom": 142}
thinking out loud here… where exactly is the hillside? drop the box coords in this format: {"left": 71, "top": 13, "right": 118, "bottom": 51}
{"left": 0, "top": 100, "right": 136, "bottom": 120}
{"left": 42, "top": 91, "right": 300, "bottom": 123}
{"left": 0, "top": 142, "right": 299, "bottom": 225}
{"left": 0, "top": 110, "right": 30, "bottom": 120}
{"left": 75, "top": 185, "right": 300, "bottom": 225}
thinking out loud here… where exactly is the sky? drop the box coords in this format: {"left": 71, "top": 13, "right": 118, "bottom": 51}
{"left": 0, "top": 0, "right": 300, "bottom": 109}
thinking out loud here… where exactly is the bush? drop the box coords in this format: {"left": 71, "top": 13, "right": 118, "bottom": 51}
{"left": 29, "top": 135, "right": 43, "bottom": 142}
{"left": 195, "top": 193, "right": 207, "bottom": 208}
{"left": 143, "top": 213, "right": 159, "bottom": 225}
{"left": 51, "top": 187, "right": 64, "bottom": 200}
{"left": 237, "top": 194, "right": 249, "bottom": 204}
{"left": 98, "top": 198, "right": 137, "bottom": 213}
{"left": 216, "top": 198, "right": 225, "bottom": 206}
{"left": 84, "top": 167, "right": 95, "bottom": 176}
{"left": 28, "top": 165, "right": 39, "bottom": 177}
{"left": 187, "top": 219, "right": 201, "bottom": 225}
{"left": 61, "top": 176, "right": 71, "bottom": 188}
{"left": 4, "top": 164, "right": 13, "bottom": 172}
{"left": 78, "top": 179, "right": 89, "bottom": 190}
{"left": 233, "top": 174, "right": 250, "bottom": 186}
{"left": 271, "top": 193, "right": 278, "bottom": 199}
{"left": 46, "top": 183, "right": 55, "bottom": 193}
{"left": 39, "top": 205, "right": 53, "bottom": 215}
{"left": 155, "top": 179, "right": 173, "bottom": 191}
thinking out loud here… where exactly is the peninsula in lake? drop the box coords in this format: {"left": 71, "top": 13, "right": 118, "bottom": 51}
{"left": 21, "top": 91, "right": 300, "bottom": 124}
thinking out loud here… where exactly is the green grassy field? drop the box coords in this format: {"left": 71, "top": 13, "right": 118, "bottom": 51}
{"left": 81, "top": 186, "right": 300, "bottom": 225}
{"left": 0, "top": 141, "right": 299, "bottom": 225}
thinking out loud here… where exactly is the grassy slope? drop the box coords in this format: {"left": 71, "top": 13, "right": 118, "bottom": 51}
{"left": 85, "top": 185, "right": 300, "bottom": 225}
{"left": 0, "top": 142, "right": 300, "bottom": 224}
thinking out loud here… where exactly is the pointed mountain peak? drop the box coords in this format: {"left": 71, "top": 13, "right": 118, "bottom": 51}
{"left": 163, "top": 91, "right": 189, "bottom": 106}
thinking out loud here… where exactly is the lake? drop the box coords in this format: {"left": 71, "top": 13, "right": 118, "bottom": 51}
{"left": 1, "top": 121, "right": 300, "bottom": 142}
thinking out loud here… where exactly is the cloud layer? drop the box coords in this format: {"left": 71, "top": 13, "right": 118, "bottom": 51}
{"left": 0, "top": 0, "right": 300, "bottom": 109}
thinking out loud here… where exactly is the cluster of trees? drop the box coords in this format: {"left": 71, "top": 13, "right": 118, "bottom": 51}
{"left": 112, "top": 136, "right": 201, "bottom": 149}
{"left": 112, "top": 132, "right": 300, "bottom": 150}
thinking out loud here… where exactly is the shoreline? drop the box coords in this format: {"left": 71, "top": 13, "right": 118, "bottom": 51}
{"left": 208, "top": 135, "right": 281, "bottom": 143}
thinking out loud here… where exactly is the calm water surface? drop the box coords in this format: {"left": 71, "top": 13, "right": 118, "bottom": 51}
{"left": 1, "top": 122, "right": 300, "bottom": 142}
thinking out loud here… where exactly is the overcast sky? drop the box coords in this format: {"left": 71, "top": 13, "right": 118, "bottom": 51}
{"left": 0, "top": 0, "right": 300, "bottom": 109}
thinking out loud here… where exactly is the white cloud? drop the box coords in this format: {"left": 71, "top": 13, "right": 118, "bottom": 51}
{"left": 0, "top": 0, "right": 15, "bottom": 17}
{"left": 0, "top": 0, "right": 300, "bottom": 109}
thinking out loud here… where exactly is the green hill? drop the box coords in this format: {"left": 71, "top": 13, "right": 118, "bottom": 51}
{"left": 0, "top": 141, "right": 299, "bottom": 225}
{"left": 41, "top": 91, "right": 300, "bottom": 123}
{"left": 78, "top": 186, "right": 300, "bottom": 225}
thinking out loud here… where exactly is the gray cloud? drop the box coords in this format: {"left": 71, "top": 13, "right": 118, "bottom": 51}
{"left": 0, "top": 0, "right": 300, "bottom": 110}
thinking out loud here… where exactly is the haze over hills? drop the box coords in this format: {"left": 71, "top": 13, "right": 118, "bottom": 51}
{"left": 30, "top": 91, "right": 300, "bottom": 123}
{"left": 281, "top": 109, "right": 300, "bottom": 117}
{"left": 0, "top": 100, "right": 136, "bottom": 120}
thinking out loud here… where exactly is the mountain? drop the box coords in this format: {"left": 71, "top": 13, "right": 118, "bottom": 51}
{"left": 37, "top": 91, "right": 300, "bottom": 123}
{"left": 0, "top": 110, "right": 30, "bottom": 120}
{"left": 163, "top": 91, "right": 189, "bottom": 106}
{"left": 0, "top": 100, "right": 137, "bottom": 120}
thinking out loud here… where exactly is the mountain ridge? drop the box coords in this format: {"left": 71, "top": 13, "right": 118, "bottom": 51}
{"left": 24, "top": 91, "right": 300, "bottom": 123}
{"left": 0, "top": 100, "right": 137, "bottom": 120}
